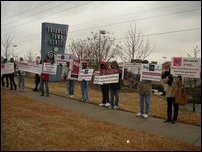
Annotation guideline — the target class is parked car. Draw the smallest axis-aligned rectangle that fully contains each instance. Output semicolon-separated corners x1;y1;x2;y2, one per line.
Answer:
152;89;163;96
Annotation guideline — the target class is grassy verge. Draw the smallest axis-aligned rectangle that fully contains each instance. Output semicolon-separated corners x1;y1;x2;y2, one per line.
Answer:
1;89;200;151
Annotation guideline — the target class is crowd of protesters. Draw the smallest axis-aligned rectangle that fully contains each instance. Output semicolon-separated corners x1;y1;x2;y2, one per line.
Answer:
1;56;185;124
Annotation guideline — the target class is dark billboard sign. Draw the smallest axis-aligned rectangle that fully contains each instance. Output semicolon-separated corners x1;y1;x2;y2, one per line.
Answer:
41;22;69;81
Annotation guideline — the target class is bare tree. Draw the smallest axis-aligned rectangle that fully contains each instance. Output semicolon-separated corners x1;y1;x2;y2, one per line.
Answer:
68;31;122;69
187;45;201;58
120;23;154;62
24;50;35;62
1;33;15;60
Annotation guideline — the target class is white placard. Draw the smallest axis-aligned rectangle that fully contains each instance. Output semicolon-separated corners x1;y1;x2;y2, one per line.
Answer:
42;63;57;75
17;61;42;74
56;54;77;65
93;74;119;85
78;69;94;81
1;63;14;74
171;57;201;78
140;64;162;81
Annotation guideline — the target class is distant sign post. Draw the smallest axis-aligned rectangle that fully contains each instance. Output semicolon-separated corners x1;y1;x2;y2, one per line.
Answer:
41;22;69;81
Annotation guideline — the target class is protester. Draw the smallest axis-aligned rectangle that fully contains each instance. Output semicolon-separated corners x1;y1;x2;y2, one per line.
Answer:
136;79;152;118
62;61;74;97
163;74;179;124
41;58;50;97
99;61;110;107
9;57;17;90
33;57;41;91
1;58;10;88
16;57;26;91
80;61;89;102
108;61;122;110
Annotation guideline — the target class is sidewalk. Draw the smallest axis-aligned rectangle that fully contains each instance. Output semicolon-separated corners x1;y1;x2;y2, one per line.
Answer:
16;88;201;147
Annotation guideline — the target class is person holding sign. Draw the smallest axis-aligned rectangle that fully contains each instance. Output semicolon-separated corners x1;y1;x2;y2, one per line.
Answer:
33;57;41;92
109;61;122;110
80;61;89;102
16;57;26;91
99;61;110;107
9;57;17;90
41;58;50;97
1;58;10;88
136;80;152;118
163;74;179;124
62;61;74;97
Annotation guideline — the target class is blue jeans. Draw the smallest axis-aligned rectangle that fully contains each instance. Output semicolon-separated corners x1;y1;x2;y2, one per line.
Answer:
41;80;49;96
139;94;150;114
80;80;88;100
18;75;25;89
66;80;74;95
110;89;120;107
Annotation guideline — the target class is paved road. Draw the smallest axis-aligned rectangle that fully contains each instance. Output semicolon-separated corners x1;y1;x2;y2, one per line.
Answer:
6;87;201;147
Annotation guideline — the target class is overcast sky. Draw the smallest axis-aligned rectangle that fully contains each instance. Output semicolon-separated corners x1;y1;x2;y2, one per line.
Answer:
1;1;201;63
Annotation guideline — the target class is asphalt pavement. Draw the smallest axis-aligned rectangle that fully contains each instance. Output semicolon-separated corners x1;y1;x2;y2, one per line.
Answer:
4;87;201;147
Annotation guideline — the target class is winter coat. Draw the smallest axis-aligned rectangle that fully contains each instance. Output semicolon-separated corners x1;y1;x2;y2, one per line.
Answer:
138;80;152;95
100;61;108;75
109;61;122;90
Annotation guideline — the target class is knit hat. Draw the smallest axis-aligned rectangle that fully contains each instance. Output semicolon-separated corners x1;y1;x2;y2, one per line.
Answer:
44;58;48;62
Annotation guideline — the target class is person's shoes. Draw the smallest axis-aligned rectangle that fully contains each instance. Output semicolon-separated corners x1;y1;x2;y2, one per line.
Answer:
171;120;176;124
113;106;118;110
164;119;171;123
33;88;38;91
99;103;105;107
70;95;74;97
136;112;142;117
108;105;112;109
40;94;44;96
142;114;149;118
105;102;111;107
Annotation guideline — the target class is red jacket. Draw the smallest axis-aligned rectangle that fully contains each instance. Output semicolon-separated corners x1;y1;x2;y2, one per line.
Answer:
41;58;49;81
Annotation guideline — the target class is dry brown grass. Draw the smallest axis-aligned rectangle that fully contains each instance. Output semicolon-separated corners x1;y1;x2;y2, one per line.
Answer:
24;77;201;126
1;89;201;151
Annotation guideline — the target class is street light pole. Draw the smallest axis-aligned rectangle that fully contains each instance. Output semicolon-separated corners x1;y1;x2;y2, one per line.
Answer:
99;30;106;64
13;44;18;61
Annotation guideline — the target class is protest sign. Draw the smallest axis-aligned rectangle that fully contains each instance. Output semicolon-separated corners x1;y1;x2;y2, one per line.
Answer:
56;54;77;65
171;57;201;78
1;63;14;74
70;60;80;80
42;63;57;75
140;64;162;81
17;61;42;74
93;69;119;85
78;69;94;81
122;62;141;81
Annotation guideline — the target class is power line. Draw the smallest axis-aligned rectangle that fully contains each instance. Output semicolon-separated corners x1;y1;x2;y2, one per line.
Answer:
14;7;201;42
2;1;94;30
1;1;54;21
2;3;200;45
2;1;68;25
70;8;201;33
76;1;193;27
19;27;201;45
116;27;201;41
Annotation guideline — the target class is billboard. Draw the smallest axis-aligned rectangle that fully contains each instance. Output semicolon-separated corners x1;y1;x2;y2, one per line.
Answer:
41;22;69;81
